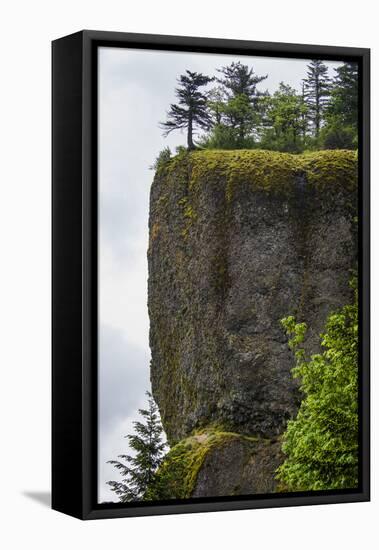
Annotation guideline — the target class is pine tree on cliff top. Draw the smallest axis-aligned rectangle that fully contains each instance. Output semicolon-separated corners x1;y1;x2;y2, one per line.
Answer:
160;70;213;150
328;62;359;129
216;61;267;103
215;61;268;143
303;59;331;137
107;392;166;502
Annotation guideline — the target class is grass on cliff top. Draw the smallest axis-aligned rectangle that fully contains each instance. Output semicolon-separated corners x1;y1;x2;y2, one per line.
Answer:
145;428;260;501
159;149;357;198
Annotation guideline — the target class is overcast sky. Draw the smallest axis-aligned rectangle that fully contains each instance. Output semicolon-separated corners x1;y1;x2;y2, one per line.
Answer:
98;46;342;503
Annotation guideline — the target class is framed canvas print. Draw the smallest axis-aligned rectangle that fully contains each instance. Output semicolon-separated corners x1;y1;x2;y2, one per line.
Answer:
52;30;370;520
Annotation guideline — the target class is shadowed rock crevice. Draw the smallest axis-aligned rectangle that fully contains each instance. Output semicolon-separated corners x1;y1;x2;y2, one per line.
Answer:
148;149;358;497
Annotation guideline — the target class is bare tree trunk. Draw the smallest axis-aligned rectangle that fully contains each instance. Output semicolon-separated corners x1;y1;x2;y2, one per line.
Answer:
187;115;194;150
315;76;320;138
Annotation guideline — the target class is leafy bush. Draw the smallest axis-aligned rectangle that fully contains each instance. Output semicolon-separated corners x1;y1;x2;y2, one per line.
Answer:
201;123;256;150
259;129;305;153
276;280;358;491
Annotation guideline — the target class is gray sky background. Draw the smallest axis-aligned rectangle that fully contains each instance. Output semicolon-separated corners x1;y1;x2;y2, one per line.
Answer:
98;46;342;502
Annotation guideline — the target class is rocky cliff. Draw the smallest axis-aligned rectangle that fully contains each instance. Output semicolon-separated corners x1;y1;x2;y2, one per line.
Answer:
148;149;357;497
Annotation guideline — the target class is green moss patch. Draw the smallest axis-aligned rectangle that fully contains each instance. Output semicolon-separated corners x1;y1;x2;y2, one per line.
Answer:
146;428;258;500
151;149;357;250
161;148;357;202
299;149;357;192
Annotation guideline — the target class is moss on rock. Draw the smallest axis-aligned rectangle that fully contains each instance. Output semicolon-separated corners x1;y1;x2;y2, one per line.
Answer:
148;148;358;497
148;148;358;445
146;428;260;500
300;149;357;192
161;148;357;203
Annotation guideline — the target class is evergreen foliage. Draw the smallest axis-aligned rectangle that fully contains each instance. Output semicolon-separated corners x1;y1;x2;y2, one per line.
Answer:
260;83;308;152
319;122;357;150
328;62;358;129
160;71;214;150
211;62;267;147
320;62;359;149
276;279;358;491
303;60;331;137
159;59;357;153
150;146;172;171
216;61;267;102
107;392;167;502
202;95;258;149
206;85;225;126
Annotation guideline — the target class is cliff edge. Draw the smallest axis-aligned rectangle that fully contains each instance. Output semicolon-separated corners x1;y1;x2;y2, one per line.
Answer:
148;149;357;497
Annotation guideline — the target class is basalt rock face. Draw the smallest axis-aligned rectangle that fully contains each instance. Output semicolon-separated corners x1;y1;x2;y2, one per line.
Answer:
191;434;283;498
148;149;357;496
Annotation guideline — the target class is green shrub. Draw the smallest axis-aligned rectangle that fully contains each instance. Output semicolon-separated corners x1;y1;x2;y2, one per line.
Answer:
320;122;357;150
201;123;256;150
150;147;172;171
276;280;358;491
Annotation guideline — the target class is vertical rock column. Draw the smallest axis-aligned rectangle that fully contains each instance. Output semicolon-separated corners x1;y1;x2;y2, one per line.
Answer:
148;150;357;496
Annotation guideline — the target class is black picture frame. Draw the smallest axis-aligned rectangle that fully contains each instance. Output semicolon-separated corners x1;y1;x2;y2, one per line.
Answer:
52;30;370;520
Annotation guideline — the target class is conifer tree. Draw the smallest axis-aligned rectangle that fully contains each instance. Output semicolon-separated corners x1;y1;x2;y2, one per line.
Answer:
107;392;166;502
260;83;308;152
300;82;308;139
328;62;359;129
303;60;331;137
216;61;267;103
215;61;267;143
160;70;213;150
319;62;359;149
206;85;225;125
